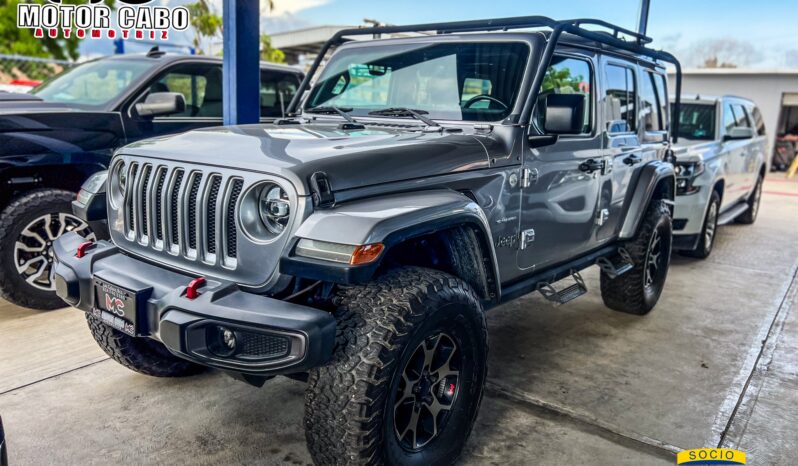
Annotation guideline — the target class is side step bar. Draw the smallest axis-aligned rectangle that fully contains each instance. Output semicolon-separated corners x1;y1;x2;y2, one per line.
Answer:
595;247;634;279
538;270;587;305
717;202;749;226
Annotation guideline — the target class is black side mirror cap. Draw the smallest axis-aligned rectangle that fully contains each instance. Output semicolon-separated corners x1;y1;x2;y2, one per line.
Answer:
542;94;586;135
528;134;559;148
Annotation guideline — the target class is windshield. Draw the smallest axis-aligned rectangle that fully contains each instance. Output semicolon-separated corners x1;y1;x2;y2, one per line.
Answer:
673;103;716;140
306;42;530;122
32;59;153;108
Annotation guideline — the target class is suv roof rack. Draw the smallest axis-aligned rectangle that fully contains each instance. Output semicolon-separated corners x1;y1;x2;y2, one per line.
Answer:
288;15;682;142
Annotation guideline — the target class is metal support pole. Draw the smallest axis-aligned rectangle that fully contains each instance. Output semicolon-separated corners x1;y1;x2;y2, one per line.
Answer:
222;0;260;126
637;0;651;39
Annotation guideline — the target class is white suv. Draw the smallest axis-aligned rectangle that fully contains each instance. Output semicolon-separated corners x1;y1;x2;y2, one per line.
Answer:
671;95;767;258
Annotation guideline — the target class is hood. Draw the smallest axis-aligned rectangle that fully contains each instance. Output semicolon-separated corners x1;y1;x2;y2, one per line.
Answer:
672;139;721;163
0;99;125;156
122;122;506;195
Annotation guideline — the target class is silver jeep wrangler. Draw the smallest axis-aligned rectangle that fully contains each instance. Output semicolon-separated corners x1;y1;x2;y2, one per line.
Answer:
53;15;682;465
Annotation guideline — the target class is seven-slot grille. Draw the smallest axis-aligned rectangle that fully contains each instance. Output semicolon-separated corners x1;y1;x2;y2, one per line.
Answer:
122;162;244;266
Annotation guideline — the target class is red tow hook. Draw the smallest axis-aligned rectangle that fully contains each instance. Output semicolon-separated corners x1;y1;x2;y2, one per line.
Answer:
185;277;206;300
76;241;96;258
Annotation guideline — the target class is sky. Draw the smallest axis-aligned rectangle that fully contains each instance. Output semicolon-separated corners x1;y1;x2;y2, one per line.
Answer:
82;0;798;69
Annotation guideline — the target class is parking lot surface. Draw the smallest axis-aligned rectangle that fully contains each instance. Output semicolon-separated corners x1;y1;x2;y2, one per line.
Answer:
1;175;797;465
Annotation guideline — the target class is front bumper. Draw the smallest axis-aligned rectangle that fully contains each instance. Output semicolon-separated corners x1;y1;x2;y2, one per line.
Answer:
673;184;711;239
52;232;336;376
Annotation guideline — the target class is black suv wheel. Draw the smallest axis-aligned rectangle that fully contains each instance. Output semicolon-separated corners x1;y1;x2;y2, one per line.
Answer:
736;173;763;224
0;189;95;310
682;190;720;259
600;199;672;315
304;267;487;465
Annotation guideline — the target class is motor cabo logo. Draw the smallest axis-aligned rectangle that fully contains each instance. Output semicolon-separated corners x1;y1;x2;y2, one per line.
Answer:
16;0;189;41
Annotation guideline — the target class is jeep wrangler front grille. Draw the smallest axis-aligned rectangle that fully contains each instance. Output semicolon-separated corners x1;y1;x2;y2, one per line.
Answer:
122;162;243;263
111;155;301;288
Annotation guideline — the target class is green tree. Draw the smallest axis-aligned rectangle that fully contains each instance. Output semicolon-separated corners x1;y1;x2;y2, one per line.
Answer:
0;0;115;60
260;33;284;63
187;0;222;55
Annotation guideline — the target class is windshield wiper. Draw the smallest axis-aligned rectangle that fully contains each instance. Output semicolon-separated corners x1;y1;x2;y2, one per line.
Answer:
368;107;440;127
306;106;357;124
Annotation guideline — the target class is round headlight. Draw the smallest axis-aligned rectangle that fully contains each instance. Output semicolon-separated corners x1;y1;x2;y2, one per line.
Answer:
108;160;126;208
258;184;290;235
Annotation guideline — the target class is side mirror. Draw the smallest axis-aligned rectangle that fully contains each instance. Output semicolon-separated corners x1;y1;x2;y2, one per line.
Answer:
723;126;755;141
542;94;585;135
135;92;185;118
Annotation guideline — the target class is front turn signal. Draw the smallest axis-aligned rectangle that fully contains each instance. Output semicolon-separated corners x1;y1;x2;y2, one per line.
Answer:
350;243;385;265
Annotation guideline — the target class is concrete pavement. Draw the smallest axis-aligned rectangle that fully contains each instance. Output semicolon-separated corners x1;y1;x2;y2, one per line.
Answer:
1;174;797;465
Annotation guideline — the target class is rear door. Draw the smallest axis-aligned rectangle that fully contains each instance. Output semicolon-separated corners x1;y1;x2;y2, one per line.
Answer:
518;52;602;271
742;102;767;186
594;60;642;243
721;100;753;203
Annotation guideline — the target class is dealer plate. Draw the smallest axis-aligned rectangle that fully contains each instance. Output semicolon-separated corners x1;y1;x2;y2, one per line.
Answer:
93;279;138;336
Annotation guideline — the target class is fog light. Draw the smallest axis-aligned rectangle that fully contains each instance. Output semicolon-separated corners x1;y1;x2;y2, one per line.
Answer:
208;325;237;357
222;328;236;350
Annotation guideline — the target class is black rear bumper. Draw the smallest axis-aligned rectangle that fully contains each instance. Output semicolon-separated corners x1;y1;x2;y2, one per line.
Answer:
52;232;336;376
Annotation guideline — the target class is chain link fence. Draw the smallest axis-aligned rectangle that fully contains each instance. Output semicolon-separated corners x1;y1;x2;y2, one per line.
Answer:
0;54;74;85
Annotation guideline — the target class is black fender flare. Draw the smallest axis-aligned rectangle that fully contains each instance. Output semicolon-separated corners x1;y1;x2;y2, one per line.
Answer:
280;189;500;296
619;160;675;239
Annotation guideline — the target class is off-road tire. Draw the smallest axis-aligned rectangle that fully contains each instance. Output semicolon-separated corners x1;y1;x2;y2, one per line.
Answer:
681;190;720;259
736;173;763;225
304;267;488;466
87;315;204;377
600;200;672;315
0;189;90;310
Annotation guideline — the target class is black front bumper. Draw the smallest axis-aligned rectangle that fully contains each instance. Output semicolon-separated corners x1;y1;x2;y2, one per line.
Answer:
52;232;336;376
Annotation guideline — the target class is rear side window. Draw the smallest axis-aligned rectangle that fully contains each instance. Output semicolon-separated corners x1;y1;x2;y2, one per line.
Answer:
749;105;766;136
605;64;636;132
723;104;737;133
733;104;751;128
640;71;665;132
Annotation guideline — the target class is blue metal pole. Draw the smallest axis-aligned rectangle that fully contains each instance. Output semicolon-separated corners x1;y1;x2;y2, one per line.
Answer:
222;0;260;125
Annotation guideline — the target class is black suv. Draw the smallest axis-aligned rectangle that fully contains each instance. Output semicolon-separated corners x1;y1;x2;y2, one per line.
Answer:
0;49;302;310
54;16;683;465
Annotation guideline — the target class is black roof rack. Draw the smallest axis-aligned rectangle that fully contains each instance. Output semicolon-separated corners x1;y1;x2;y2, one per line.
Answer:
288;15;682;142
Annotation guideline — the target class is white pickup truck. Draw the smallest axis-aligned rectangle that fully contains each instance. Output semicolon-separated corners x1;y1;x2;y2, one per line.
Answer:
671;95;767;258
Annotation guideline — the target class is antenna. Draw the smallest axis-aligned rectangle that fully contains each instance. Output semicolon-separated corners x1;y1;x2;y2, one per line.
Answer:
637;0;651;40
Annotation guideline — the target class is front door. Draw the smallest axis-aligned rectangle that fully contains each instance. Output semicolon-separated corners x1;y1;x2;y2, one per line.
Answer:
518;54;602;271
122;63;225;142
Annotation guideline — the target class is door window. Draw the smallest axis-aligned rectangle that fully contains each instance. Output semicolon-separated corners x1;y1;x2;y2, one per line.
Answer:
749;105;766;136
149;64;223;118
640;71;665;132
724;104;738;133
260;71;300;118
536;56;593;134
733;104;752;128
654;74;668;130
605;64;636;132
